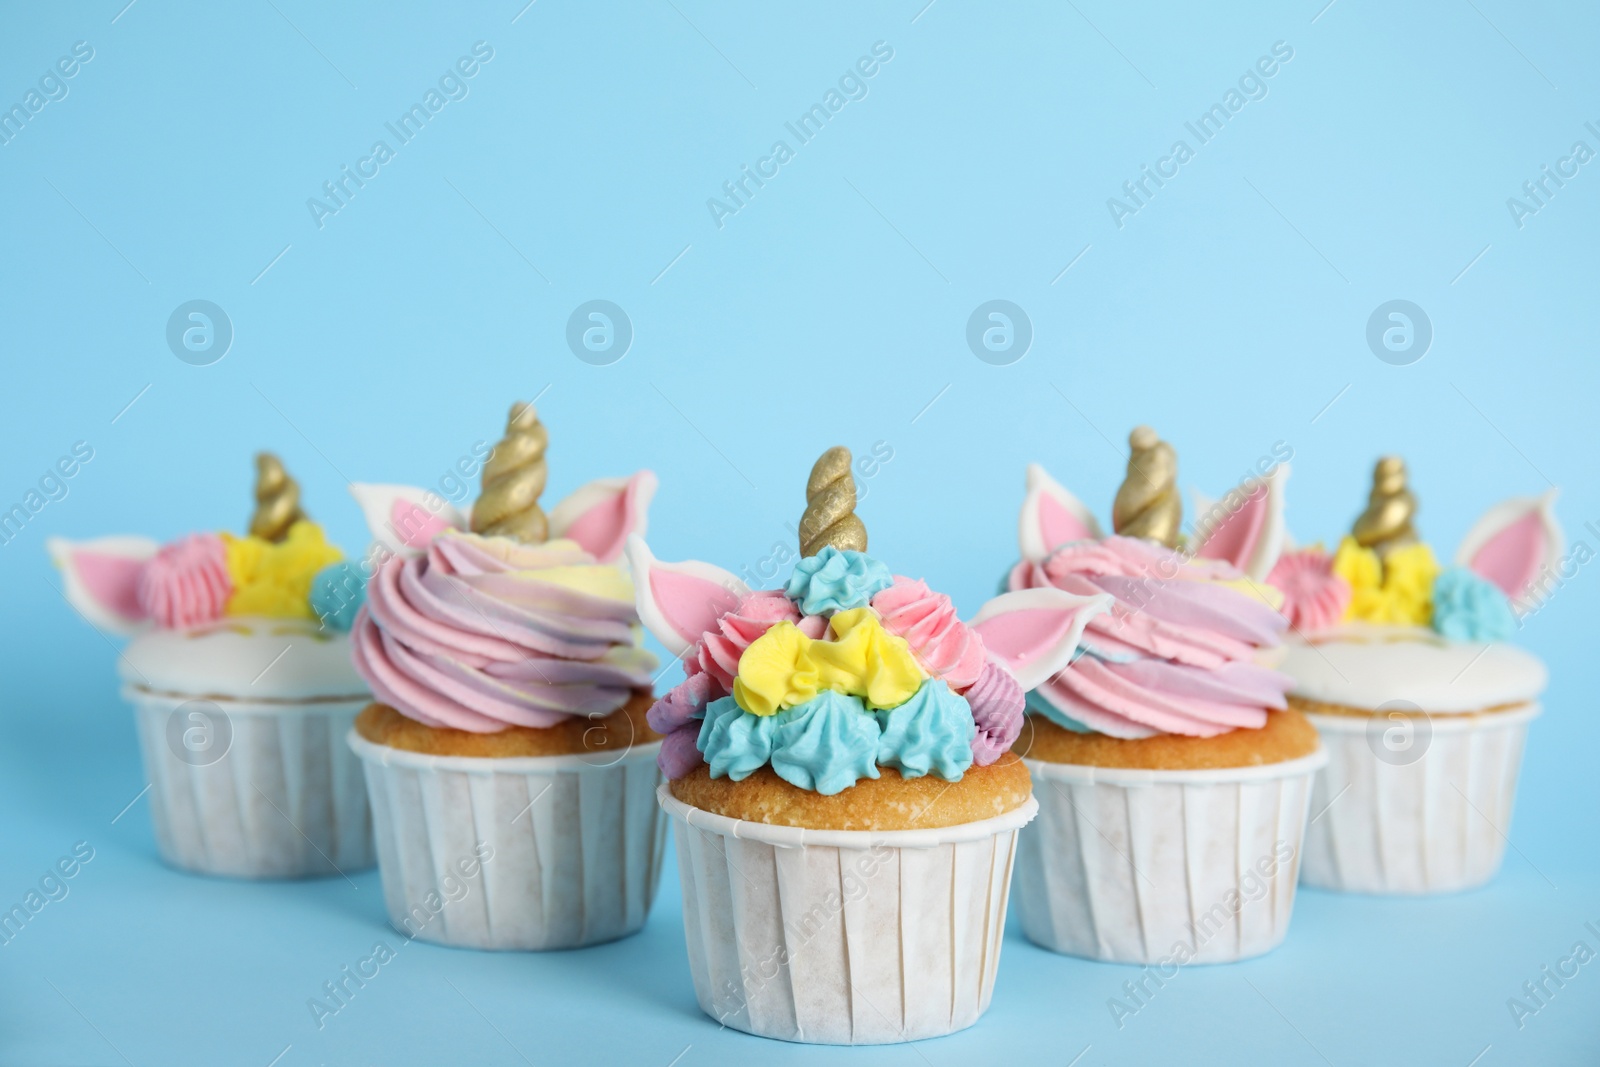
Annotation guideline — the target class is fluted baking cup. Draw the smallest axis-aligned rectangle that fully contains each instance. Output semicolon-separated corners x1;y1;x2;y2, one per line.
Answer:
1016;750;1326;964
126;686;374;879
1300;704;1539;894
661;786;1038;1044
348;733;666;950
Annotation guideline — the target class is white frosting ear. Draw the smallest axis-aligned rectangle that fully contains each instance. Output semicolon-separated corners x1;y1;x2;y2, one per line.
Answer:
1019;463;1103;562
1189;463;1289;581
625;535;750;658
46;535;159;636
349;483;465;556
548;471;656;565
1456;490;1564;602
967;587;1113;691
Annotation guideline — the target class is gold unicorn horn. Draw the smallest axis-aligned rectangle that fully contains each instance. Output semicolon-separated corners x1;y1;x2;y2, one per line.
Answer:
799;446;866;557
1112;425;1181;548
1352;455;1418;558
250;452;306;542
471;401;550;543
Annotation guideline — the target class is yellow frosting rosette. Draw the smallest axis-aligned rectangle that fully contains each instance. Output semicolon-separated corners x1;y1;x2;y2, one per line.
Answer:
732;609;923;716
1332;536;1438;626
223;520;344;619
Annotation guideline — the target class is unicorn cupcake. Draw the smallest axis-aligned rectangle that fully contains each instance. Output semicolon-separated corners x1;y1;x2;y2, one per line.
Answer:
345;401;665;950
1003;428;1326;965
1265;457;1561;893
630;447;1108;1044
48;454;373;879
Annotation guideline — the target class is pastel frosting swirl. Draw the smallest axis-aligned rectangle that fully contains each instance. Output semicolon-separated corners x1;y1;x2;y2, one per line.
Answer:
1012;535;1291;739
1265;547;1351;633
685;590;825;691
352;531;657;732
650;550;1010;791
138;532;233;630
871;577;986;690
784;547;894;615
695;679;975;796
963;661;1025;766
1431;565;1517;642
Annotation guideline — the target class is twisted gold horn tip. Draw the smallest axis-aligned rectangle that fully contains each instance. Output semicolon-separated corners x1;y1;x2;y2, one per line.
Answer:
799;446;866;557
249;451;306;542
1112;425;1182;549
471;400;550;544
1352;454;1418;557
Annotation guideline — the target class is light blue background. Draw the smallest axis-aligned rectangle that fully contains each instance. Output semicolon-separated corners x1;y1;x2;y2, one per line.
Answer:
2;1;1597;1063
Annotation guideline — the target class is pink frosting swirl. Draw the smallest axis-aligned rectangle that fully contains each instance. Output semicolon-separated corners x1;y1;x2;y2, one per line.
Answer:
137;533;232;630
1013;535;1291;739
351;531;656;732
871;577;986;691
1267;548;1351;633
685;590;827;691
964;661;1024;766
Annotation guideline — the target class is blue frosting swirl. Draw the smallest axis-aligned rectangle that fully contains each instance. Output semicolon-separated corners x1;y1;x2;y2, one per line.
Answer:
698;696;776;780
698;677;988;795
874;679;975;781
785;547;894;615
699;692;884;795
310;560;368;632
769;691;883;795
1431;566;1518;642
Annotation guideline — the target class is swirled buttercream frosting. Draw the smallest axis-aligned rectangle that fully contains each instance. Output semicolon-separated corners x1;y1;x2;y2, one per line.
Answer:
352;531;657;732
1012;536;1292;739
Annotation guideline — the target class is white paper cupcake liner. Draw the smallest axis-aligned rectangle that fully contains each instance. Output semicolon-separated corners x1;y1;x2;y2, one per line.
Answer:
1016;749;1326;965
125;686;374;879
1300;704;1539;894
348;733;666;951
661;785;1039;1045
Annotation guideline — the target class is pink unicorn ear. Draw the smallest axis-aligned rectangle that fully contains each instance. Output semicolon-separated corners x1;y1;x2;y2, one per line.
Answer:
548;471;657;565
46;536;159;636
1019;463;1103;562
967;587;1114;691
625;535;750;658
1190;463;1289;580
349;484;465;556
1456;490;1563;601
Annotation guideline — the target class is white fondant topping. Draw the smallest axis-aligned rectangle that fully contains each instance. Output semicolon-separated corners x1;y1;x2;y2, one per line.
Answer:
120;617;366;702
1280;624;1546;712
